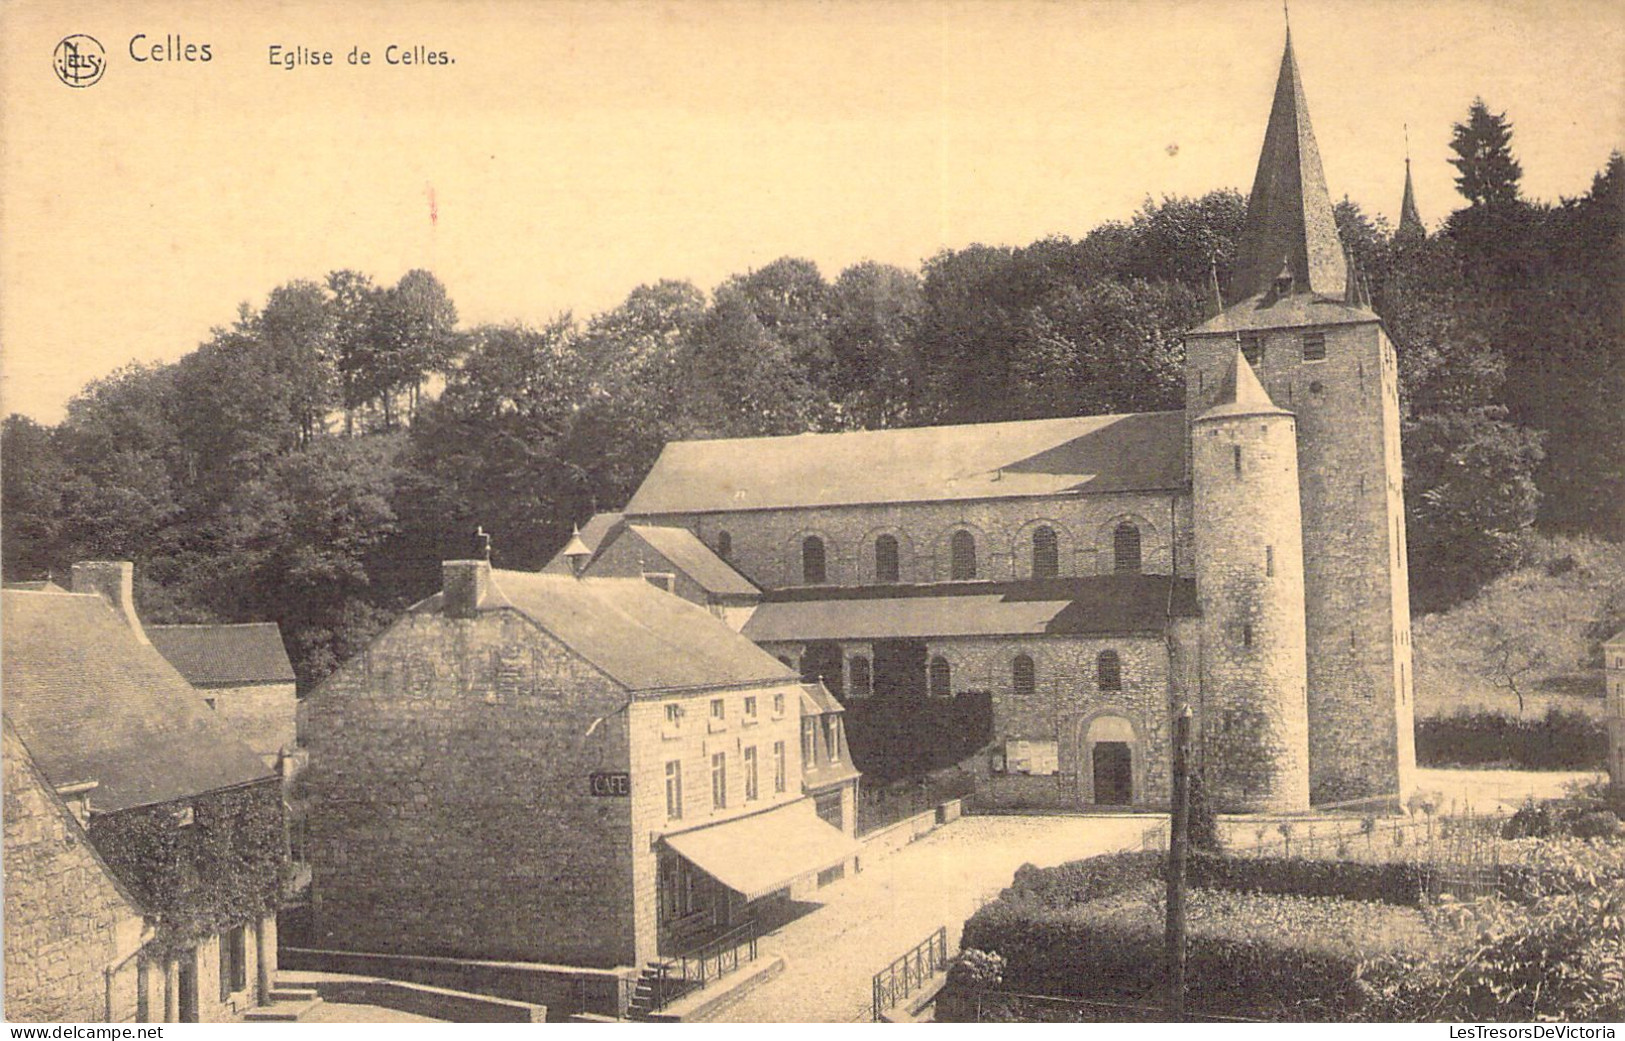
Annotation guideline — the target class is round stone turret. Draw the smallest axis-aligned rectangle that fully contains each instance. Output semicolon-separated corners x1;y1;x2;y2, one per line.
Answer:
1191;349;1311;812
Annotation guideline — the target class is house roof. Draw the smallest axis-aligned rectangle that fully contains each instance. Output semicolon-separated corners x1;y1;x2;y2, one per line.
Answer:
799;682;844;716
742;575;1196;643
147;623;296;687
412;569;797;693
1228;29;1348;303
620;525;759;597
624;412;1188;516
1606;629;1625;648
3;580;66;593
1;591;276;813
542;512;625;574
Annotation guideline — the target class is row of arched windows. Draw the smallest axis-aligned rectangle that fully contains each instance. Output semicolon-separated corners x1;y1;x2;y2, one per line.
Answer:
807;648;1128;699
790;521;1144;586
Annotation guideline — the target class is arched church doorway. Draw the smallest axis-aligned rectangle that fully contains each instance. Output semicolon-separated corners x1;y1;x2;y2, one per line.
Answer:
1080;714;1138;806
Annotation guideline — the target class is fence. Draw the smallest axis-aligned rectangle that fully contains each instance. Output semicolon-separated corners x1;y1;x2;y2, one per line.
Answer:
858;772;976;836
647;921;760;1015
955;988;1261;1023
871;925;949;1021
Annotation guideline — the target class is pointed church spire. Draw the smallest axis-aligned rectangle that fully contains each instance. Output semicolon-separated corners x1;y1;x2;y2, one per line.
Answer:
1344;246;1362;305
1397;125;1425;241
1229;27;1349;302
1205;256;1225;317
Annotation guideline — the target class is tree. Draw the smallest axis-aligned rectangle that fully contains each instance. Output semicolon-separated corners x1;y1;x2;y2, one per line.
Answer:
826;261;925;425
1;415;67;580
1448;99;1524;208
677;289;823;438
254;280;339;444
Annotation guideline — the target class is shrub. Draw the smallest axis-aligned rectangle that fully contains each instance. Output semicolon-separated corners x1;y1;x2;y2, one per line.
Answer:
961;883;1454;1020
1416;708;1607;770
1000;851;1162;907
1187;771;1221;852
1190;853;1429;907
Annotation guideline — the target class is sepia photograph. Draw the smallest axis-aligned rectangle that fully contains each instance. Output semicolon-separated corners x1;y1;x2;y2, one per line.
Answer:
1;0;1622;1028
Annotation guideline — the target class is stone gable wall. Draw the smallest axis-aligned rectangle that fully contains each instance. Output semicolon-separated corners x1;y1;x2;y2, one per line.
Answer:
304;610;639;968
3;737;145;1022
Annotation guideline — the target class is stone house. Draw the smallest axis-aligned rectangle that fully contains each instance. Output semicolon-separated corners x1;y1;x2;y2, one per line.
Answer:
303;553;858;970
147;623;299;768
559;29;1417;813
1;564;286;1023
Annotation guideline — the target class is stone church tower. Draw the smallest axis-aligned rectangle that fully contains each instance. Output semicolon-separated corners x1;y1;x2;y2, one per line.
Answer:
1186;28;1416;806
1192;350;1311;812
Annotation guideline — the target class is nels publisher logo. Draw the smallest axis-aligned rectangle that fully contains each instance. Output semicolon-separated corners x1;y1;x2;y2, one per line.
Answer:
53;34;106;87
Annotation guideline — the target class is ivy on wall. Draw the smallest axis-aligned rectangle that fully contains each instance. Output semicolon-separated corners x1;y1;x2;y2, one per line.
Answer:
90;780;287;956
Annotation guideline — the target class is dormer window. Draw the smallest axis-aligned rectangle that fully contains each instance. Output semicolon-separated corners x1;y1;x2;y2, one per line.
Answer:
1240;333;1263;368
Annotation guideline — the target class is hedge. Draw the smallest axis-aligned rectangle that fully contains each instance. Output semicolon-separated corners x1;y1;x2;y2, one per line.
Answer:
998;851;1161;907
1189;853;1431;906
1415;708;1606;769
960;884;1452;1020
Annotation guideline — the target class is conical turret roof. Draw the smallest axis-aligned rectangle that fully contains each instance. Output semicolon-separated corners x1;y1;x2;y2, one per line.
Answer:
1198;348;1292;421
1228;29;1349;303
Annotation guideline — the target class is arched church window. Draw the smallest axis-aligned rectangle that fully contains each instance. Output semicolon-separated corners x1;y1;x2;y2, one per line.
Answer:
802;536;827;584
850;656;872;699
950;530;977;581
1032;526;1059;579
875;534;900;583
1097;650;1122;692
928;656;952;697
1113;523;1142;574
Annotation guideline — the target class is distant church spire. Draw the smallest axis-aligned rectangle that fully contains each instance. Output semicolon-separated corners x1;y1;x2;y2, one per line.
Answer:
1228;26;1348;303
1205;256;1225;318
1397;125;1425;241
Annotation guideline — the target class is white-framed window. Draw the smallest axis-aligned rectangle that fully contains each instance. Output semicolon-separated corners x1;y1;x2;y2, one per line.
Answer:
773;740;787;793
711;752;727;810
744;695;758;722
744;746;759;801
665;761;682;820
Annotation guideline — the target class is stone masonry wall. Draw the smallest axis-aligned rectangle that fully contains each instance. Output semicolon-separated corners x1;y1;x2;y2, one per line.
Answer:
636;490;1194;591
624;682;807;960
758;633;1172;808
1192;409;1311;812
205;682;298;767
3;730;146;1023
304;610;639;969
1187;320;1414;805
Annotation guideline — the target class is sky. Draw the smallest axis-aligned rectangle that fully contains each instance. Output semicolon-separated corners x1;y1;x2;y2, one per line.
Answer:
2;0;1621;424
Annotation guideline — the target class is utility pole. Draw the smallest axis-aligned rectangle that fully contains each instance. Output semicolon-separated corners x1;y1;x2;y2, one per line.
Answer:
1165;705;1192;1019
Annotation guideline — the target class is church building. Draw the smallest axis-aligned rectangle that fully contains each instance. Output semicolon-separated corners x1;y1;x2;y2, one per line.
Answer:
571;28;1417;813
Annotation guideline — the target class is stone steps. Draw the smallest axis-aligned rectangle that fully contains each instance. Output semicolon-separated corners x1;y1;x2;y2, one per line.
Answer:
242;981;324;1022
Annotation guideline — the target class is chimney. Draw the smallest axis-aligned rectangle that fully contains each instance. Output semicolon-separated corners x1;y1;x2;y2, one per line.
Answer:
71;561;148;644
443;527;492;619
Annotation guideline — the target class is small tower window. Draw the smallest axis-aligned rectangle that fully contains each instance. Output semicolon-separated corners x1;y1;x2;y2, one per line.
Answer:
1113;523;1142;574
1243;624;1254;648
1302;332;1327;361
1266;545;1275;577
850;656;872;699
928;656;952;697
1240;333;1263;368
1032;525;1059;579
716;530;732;560
802;535;827;584
1233;445;1243;476
875;534;900;583
950;530;977;581
1097;650;1122;692
1012;654;1036;698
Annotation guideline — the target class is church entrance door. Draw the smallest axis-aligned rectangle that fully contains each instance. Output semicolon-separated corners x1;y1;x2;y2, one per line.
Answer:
1093;743;1133;805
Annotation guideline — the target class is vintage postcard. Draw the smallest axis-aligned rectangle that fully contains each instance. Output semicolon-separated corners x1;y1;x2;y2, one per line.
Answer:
2;0;1622;1028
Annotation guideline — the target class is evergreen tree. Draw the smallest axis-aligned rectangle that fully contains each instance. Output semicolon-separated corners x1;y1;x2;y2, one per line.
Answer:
1448;99;1524;208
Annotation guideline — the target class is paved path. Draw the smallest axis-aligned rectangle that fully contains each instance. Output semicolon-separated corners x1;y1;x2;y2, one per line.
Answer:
709;813;1152;1023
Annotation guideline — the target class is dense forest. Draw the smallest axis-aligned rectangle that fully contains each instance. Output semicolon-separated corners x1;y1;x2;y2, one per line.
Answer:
4;103;1621;689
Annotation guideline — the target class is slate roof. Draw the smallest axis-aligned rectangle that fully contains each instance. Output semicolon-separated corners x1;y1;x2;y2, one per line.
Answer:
541;512;625;574
412;569;796;693
1228;29;1348;303
1399;157;1425;239
1188;291;1377;334
621;525;759;597
799;682;844;716
1199;349;1290;421
624;412;1188;515
147;623;296;687
1;591;276;813
742;575;1196;642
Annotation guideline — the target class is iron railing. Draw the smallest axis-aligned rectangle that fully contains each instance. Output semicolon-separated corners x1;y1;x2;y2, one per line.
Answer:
647;921;760;1014
871;925;949;1021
